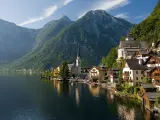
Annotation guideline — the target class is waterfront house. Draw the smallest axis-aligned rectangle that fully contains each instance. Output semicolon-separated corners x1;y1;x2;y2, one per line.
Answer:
53;66;61;77
123;59;148;86
107;69;120;83
150;67;160;90
88;66;107;82
140;84;160;111
117;33;148;60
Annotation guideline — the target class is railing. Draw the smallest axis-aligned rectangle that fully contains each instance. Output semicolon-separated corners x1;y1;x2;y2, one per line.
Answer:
152;76;160;80
123;73;129;77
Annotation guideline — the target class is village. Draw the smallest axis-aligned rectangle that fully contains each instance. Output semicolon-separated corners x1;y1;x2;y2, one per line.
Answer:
42;33;160;115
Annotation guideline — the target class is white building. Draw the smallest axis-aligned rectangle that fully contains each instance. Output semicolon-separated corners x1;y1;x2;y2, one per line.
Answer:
118;33;148;60
123;59;148;85
69;47;82;77
89;66;106;82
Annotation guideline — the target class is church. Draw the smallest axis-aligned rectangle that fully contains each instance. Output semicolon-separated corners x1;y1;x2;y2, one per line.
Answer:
68;47;82;77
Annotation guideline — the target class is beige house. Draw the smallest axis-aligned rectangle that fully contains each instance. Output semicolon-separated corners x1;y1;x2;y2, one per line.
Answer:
89;66;107;82
123;59;148;85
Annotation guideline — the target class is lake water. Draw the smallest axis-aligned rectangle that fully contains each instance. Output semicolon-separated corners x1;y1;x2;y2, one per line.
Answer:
0;75;159;120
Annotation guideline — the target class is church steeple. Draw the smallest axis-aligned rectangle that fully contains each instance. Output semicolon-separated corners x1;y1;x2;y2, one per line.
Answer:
76;45;81;67
77;44;80;58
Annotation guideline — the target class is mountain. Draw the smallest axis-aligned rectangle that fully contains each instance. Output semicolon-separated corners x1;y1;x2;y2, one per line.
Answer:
0;19;38;61
12;10;133;70
131;0;160;46
34;16;73;51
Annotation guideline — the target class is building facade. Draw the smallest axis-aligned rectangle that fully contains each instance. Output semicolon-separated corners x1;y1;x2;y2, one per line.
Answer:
118;33;148;60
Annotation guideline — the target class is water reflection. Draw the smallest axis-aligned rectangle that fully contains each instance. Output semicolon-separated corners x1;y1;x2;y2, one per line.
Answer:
53;81;69;96
43;80;160;120
117;104;135;120
75;88;80;106
88;85;100;97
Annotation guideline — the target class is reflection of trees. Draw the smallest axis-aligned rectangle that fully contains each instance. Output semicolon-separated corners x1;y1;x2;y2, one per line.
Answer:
117;104;135;120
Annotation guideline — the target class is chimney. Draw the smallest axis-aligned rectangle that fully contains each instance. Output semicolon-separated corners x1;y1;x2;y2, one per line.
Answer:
139;59;143;65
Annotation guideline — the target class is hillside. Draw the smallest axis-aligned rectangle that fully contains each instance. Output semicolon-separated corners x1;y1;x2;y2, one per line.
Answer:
131;0;160;45
13;10;133;69
0;19;38;61
34;16;73;51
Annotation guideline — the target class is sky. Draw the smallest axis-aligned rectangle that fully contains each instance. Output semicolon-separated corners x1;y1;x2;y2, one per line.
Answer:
0;0;158;29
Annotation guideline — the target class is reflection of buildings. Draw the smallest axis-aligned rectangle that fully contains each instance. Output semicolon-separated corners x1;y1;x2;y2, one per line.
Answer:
117;104;135;120
106;91;114;104
53;81;69;96
88;85;100;97
75;88;80;106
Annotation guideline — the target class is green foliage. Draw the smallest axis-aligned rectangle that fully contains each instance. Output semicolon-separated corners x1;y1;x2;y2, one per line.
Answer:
60;61;69;80
131;1;160;45
101;47;118;68
155;97;160;107
116;82;138;95
120;36;125;41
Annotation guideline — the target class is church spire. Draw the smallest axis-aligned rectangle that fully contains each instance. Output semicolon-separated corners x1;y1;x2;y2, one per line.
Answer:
77;44;80;58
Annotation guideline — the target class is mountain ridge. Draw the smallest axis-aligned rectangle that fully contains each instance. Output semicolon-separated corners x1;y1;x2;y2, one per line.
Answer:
12;10;133;69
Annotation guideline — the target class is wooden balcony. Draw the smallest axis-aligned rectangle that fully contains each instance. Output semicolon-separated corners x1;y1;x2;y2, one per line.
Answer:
152;76;160;80
123;72;129;77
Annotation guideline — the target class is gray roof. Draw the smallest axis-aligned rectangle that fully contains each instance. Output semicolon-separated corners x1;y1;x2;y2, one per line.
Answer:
146;92;160;101
141;83;157;89
126;59;148;70
119;40;148;49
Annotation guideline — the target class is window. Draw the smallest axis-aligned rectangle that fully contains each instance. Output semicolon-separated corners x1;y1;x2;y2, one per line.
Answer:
136;77;138;80
141;71;144;74
136;71;138;74
141;77;143;80
130;71;131;74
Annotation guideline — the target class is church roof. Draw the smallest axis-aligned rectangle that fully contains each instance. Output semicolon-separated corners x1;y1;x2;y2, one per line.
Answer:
119;41;148;49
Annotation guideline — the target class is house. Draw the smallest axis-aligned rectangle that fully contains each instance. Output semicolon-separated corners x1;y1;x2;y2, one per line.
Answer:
107;69;120;83
140;83;160;111
88;66;107;82
53;66;61;77
117;33;148;60
149;67;160;90
144;56;160;68
123;59;148;85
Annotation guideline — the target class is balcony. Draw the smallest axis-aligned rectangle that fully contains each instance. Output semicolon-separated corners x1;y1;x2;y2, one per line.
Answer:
152;76;160;81
123;72;129;77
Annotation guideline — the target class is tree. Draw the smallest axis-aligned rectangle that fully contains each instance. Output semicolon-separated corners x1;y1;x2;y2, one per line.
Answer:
60;61;69;80
120;36;125;41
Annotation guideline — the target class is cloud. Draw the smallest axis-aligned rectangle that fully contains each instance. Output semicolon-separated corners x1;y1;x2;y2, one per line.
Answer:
78;0;130;18
115;13;129;19
134;14;149;20
19;5;58;26
63;0;74;6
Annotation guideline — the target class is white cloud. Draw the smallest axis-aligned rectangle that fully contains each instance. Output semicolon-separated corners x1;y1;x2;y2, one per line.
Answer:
134;14;149;20
78;0;130;18
19;5;58;26
115;13;129;19
63;0;74;6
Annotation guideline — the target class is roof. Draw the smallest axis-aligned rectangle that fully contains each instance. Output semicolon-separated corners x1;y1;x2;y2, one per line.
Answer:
126;59;148;70
141;83;157;89
146;92;160;101
119;41;148;49
91;66;106;71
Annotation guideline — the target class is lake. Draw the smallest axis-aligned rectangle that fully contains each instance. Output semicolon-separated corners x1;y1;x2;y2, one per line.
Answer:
0;75;159;120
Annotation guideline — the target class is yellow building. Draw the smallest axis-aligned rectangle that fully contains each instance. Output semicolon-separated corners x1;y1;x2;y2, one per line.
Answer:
53;66;61;78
